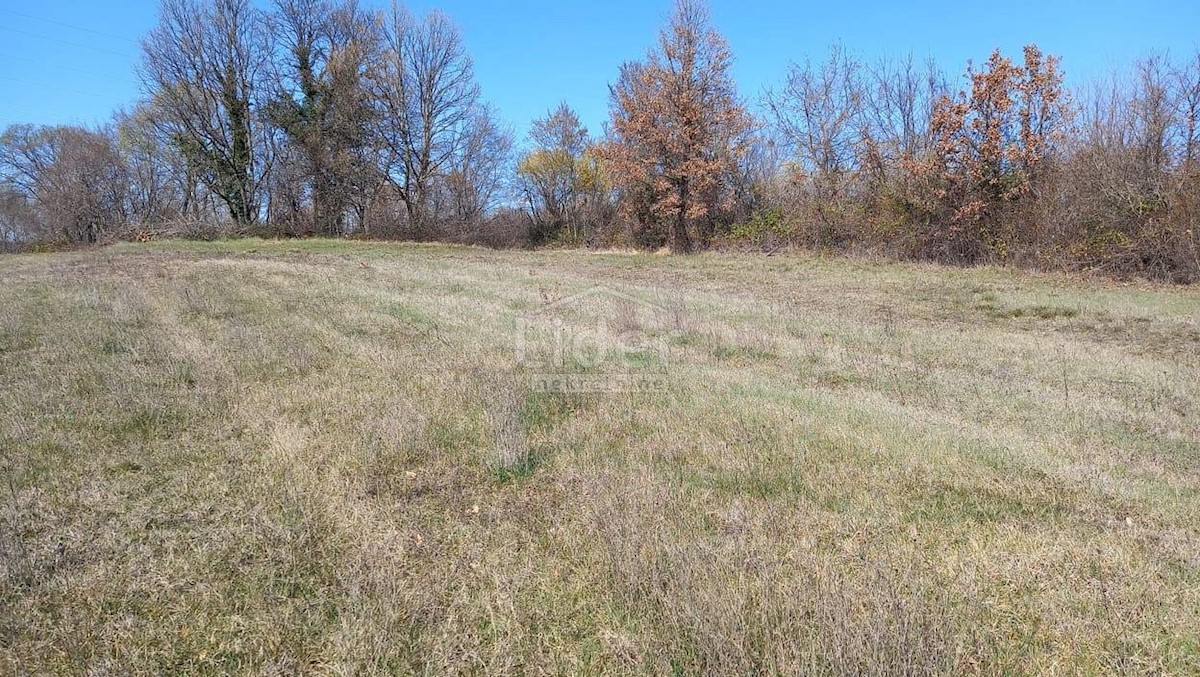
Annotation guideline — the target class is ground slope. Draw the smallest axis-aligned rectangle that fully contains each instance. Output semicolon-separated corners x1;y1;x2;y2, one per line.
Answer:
2;240;1198;674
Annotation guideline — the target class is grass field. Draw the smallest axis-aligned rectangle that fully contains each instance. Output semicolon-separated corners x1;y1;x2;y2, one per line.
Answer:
1;240;1198;674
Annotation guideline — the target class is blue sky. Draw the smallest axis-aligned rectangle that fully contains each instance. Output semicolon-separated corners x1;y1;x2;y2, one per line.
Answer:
2;0;1198;146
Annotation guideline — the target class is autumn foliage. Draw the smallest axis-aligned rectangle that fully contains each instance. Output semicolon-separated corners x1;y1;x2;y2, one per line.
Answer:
598;0;753;252
920;45;1070;262
762;43;1198;281
516;104;611;245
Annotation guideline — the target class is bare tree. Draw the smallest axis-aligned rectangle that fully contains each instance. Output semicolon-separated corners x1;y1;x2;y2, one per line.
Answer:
766;44;865;245
113;103;199;229
0;125;128;243
768;45;864;178
373;4;481;235
1064;51;1200;280
0;183;37;250
1175;52;1200;170
0;125;51;201
518;103;592;243
439;106;513;236
140;0;270;226
267;0;382;236
861;54;944;169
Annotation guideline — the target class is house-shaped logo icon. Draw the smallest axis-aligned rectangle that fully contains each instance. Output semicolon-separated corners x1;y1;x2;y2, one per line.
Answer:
515;285;673;392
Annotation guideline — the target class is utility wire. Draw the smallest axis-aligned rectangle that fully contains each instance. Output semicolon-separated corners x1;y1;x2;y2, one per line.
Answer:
0;26;134;59
0;101;41;117
0;7;140;45
0;51;139;86
0;75;114;99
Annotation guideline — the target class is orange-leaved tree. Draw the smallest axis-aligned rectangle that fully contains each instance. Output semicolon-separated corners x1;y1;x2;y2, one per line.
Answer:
928;45;1068;262
599;0;752;252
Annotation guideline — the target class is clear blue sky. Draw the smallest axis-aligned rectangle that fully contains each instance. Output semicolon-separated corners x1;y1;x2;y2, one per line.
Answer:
2;0;1198;146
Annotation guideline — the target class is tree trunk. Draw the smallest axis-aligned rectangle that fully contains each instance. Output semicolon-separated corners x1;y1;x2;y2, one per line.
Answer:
671;179;693;253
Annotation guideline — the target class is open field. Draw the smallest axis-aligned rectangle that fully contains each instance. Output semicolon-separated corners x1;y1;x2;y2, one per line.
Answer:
1;240;1198;674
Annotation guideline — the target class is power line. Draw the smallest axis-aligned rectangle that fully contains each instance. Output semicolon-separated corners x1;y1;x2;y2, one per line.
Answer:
0;102;40;117
0;26;134;60
0;75;115;99
0;51;139;86
0;7;139;45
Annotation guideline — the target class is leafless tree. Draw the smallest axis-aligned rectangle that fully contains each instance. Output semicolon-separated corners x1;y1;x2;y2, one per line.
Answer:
0;183;37;250
1063;51;1200;280
113;104;204;229
1176;52;1200;170
768;45;864;177
765;44;865;245
438;105;513;237
861;54;944;170
140;0;271;226
267;0;382;236
372;4;482;235
518;103;593;243
0;125;129;243
0;126;51;201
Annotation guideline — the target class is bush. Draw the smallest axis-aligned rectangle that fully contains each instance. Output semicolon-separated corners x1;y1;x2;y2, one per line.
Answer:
721;208;793;250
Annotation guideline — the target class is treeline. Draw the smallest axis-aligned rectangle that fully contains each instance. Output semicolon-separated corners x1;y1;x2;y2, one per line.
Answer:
1;0;1198;281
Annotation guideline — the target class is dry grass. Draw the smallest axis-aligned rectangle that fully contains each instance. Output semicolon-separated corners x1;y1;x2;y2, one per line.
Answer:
1;239;1198;674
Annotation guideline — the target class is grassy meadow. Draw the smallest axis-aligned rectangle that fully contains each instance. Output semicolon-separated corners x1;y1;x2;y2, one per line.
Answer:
1;240;1198;674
